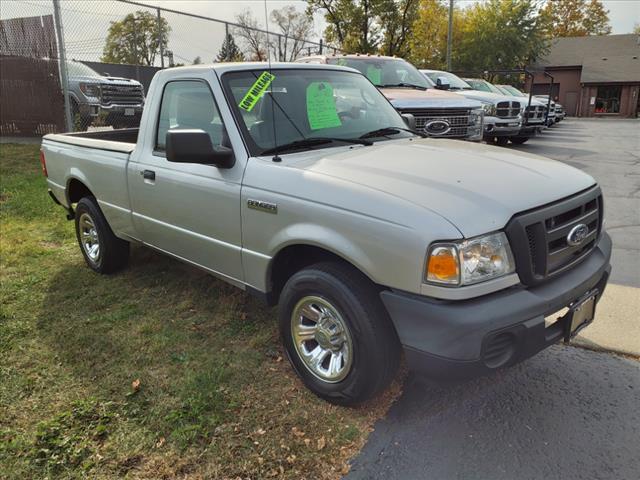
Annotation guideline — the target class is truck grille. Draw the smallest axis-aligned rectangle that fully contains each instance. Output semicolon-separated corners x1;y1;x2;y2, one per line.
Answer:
496;101;520;119
505;186;603;286
400;108;472;139
525;105;545;119
100;84;144;105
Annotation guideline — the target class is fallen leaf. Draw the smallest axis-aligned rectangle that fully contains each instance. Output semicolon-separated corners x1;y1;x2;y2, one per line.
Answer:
317;436;326;450
131;379;141;391
155;437;165;448
291;426;305;437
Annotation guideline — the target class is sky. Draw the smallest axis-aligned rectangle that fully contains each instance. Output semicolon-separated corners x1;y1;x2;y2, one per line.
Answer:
1;0;638;66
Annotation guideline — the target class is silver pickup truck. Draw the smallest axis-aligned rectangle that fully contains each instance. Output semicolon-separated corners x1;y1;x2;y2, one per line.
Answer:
42;63;612;405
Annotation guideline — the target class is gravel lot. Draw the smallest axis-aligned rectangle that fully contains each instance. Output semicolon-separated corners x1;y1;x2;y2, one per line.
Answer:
345;118;640;480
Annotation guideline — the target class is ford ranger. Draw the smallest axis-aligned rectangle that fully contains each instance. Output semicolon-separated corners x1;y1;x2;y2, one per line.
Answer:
42;63;612;406
296;54;484;141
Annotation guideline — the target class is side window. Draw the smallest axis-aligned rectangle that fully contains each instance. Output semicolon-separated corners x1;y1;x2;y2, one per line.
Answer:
156;80;223;151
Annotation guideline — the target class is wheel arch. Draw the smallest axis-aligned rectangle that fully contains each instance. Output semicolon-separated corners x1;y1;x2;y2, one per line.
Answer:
66;176;95;205
266;241;379;306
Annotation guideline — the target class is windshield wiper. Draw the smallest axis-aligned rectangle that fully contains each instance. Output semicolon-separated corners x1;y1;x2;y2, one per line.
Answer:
379;83;428;90
261;136;372;155
359;126;425;139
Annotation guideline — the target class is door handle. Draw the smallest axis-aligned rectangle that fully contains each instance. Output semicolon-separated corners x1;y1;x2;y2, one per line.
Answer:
141;169;155;181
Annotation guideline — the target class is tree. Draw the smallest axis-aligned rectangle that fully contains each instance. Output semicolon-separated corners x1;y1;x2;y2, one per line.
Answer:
306;0;381;53
270;6;314;61
454;0;549;75
192;56;202;65
376;0;419;57
408;0;451;69
582;0;612;35
234;10;268;61
102;11;170;66
540;0;611;37
216;34;245;62
634;23;640;35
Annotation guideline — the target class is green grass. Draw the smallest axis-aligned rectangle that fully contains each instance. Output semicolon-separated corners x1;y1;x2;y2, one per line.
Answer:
0;143;400;479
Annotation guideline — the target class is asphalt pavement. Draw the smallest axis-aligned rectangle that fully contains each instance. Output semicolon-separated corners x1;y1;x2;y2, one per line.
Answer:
345;118;640;480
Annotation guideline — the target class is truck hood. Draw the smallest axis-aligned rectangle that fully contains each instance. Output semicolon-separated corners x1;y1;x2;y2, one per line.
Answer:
382;87;481;109
454;90;525;105
286;138;596;237
71;75;143;87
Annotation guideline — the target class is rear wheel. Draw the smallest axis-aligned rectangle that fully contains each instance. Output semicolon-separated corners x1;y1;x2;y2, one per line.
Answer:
510;137;529;145
75;197;129;274
279;262;401;406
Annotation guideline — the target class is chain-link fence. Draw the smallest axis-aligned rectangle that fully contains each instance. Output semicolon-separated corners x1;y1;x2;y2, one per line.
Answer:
0;0;341;135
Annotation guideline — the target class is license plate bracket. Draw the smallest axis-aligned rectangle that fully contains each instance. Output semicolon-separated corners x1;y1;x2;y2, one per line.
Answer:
562;290;598;343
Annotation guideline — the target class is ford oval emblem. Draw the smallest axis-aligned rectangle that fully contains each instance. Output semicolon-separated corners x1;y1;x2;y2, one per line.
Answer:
424;120;451;136
567;223;589;246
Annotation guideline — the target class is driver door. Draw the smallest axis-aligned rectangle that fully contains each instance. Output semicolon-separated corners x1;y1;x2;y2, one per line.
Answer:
127;79;244;283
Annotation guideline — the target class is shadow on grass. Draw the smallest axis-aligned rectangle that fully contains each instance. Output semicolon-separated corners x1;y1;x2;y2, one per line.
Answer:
33;245;279;470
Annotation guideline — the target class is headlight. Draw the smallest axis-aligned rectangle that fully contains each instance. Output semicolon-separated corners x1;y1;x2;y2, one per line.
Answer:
469;107;484;125
425;232;515;286
480;101;496;116
79;82;100;98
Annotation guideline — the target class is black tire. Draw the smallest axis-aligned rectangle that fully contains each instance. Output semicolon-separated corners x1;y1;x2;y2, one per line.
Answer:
494;137;509;146
74;196;129;274
279;262;401;406
510;137;529;145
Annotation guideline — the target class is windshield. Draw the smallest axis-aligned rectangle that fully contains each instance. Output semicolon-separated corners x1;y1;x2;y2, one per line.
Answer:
66;61;101;78
421;71;471;90
222;68;413;156
325;57;431;89
499;85;526;97
465;79;503;95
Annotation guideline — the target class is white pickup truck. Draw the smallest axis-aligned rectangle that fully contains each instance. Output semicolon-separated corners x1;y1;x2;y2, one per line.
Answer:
42;63;611;405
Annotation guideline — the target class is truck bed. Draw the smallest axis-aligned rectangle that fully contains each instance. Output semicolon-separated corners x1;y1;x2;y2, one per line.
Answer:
43;128;139;153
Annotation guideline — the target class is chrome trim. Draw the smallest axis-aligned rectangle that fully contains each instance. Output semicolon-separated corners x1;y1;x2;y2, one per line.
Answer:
420;273;521;300
247;199;278;214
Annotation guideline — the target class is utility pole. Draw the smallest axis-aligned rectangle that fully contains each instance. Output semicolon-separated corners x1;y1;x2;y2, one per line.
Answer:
157;8;165;68
52;0;73;132
446;0;454;71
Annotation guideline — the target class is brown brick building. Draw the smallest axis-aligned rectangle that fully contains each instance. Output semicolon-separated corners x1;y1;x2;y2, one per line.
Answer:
529;34;639;118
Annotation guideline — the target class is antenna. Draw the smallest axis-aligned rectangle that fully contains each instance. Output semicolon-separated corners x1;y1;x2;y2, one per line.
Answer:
264;0;281;162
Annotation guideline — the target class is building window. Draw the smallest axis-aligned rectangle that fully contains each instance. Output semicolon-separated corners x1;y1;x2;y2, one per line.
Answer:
595;85;621;114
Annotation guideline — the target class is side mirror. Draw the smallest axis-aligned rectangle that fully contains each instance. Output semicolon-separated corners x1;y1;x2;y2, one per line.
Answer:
166;129;235;168
436;77;451;90
401;113;416;130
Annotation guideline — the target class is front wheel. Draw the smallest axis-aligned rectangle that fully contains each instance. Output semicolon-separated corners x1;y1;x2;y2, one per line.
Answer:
510;137;529;145
75;197;129;274
279;262;401;406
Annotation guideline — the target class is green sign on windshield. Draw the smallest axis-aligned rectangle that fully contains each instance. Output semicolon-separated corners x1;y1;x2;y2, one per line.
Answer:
238;71;275;112
306;82;342;130
366;65;382;85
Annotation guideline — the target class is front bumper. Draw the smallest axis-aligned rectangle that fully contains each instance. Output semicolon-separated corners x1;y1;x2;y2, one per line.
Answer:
518;123;543;136
79;103;143;117
483;116;521;137
381;232;612;379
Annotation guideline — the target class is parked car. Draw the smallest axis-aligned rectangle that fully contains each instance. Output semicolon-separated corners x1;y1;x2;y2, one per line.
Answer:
41;63;611;405
295;54;484;141
496;85;561;127
533;95;559;125
463;78;548;143
421;70;524;145
66;60;145;129
533;95;565;122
